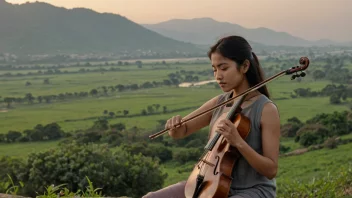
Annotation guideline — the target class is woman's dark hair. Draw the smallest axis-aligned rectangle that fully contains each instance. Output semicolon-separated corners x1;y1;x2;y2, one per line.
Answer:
207;35;270;98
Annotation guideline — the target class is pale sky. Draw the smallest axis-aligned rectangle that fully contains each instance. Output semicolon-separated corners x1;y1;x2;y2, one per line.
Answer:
6;0;352;42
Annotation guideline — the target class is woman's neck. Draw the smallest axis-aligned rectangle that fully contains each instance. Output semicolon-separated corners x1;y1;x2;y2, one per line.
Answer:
231;80;260;101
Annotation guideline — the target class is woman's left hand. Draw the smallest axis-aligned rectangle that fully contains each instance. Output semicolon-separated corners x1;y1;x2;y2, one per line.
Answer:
216;119;244;147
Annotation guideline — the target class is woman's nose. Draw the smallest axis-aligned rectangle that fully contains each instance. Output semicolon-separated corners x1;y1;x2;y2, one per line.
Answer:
215;72;223;80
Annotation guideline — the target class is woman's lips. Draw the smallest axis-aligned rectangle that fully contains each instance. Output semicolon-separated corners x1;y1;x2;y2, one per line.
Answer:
219;83;226;87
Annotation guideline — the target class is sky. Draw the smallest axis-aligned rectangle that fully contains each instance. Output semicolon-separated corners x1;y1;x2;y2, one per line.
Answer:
6;0;352;42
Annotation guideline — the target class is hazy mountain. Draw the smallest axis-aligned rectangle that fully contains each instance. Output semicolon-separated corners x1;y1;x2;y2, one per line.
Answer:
0;0;202;55
142;18;347;47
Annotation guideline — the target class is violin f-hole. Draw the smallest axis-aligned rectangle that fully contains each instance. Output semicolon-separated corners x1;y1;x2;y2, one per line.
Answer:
213;156;220;175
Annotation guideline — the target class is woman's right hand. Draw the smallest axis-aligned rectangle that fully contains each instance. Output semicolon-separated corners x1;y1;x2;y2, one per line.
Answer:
165;115;187;139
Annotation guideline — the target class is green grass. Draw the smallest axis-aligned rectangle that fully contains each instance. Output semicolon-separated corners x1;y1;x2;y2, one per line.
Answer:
160;142;352;188
0;140;60;158
277;142;352;183
280;138;302;152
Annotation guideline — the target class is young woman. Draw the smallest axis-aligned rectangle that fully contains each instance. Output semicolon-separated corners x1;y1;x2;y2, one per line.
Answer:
143;35;281;198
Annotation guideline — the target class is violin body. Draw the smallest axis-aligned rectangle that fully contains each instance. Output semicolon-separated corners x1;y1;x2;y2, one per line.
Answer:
184;113;251;198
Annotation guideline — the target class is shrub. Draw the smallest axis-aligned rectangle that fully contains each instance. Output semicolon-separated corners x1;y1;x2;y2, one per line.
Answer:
22;142;166;197
173;148;202;164
0;156;26;187
279;144;291;154
324;137;338;149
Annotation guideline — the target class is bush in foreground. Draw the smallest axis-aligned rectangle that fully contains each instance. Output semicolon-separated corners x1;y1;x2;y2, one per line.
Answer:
1;142;166;198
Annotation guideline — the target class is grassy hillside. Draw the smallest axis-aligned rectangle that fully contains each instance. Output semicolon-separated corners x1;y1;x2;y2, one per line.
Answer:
160;141;352;186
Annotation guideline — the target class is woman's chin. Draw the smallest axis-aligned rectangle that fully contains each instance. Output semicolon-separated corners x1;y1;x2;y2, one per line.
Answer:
220;87;232;92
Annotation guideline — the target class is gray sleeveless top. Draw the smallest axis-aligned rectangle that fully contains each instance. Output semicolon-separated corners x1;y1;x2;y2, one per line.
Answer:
209;92;277;198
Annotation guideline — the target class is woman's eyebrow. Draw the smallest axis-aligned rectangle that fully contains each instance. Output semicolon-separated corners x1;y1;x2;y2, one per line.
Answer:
212;63;227;68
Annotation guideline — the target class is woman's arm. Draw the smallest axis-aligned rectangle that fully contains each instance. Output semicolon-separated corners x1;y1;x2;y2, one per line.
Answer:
216;102;281;179
168;95;220;139
235;102;281;179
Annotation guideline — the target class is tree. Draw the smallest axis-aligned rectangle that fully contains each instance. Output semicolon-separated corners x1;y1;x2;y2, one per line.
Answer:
108;112;115;117
287;117;302;125
147;105;154;114
37;96;43;103
312;70;325;80
90;89;98;96
101;86;108;95
154;104;160;112
42;123;64;140
43;78;50;84
108;86;116;92
43;96;51;103
25;93;35;104
115;84;125;92
123;110;129;116
299;132;319;147
4;97;14;108
136;60;142;68
92;119;109;130
6;131;22;142
110;123;126;131
330;93;341;104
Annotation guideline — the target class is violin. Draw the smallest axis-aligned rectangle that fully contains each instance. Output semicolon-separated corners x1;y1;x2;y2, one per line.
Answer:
149;57;310;198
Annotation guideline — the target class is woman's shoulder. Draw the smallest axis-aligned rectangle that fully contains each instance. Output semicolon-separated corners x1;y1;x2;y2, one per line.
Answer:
260;96;280;121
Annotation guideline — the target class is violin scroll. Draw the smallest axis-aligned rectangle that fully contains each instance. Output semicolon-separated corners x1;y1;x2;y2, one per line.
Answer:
285;57;310;79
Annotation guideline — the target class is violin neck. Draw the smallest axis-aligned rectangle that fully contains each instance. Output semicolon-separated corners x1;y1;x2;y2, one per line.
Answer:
226;93;247;121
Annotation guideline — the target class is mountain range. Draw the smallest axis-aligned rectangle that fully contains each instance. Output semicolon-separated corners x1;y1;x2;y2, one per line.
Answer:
142;18;350;47
0;0;350;57
0;0;202;56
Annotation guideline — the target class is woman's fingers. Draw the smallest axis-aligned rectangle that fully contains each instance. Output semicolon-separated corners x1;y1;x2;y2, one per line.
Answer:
166;115;183;131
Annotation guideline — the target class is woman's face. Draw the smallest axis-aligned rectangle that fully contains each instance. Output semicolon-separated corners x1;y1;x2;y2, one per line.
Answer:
211;52;246;92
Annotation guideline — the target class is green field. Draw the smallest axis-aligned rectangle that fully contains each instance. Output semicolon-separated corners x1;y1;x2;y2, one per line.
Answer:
1;60;349;133
1;89;348;134
0;140;60;158
0;64;209;97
